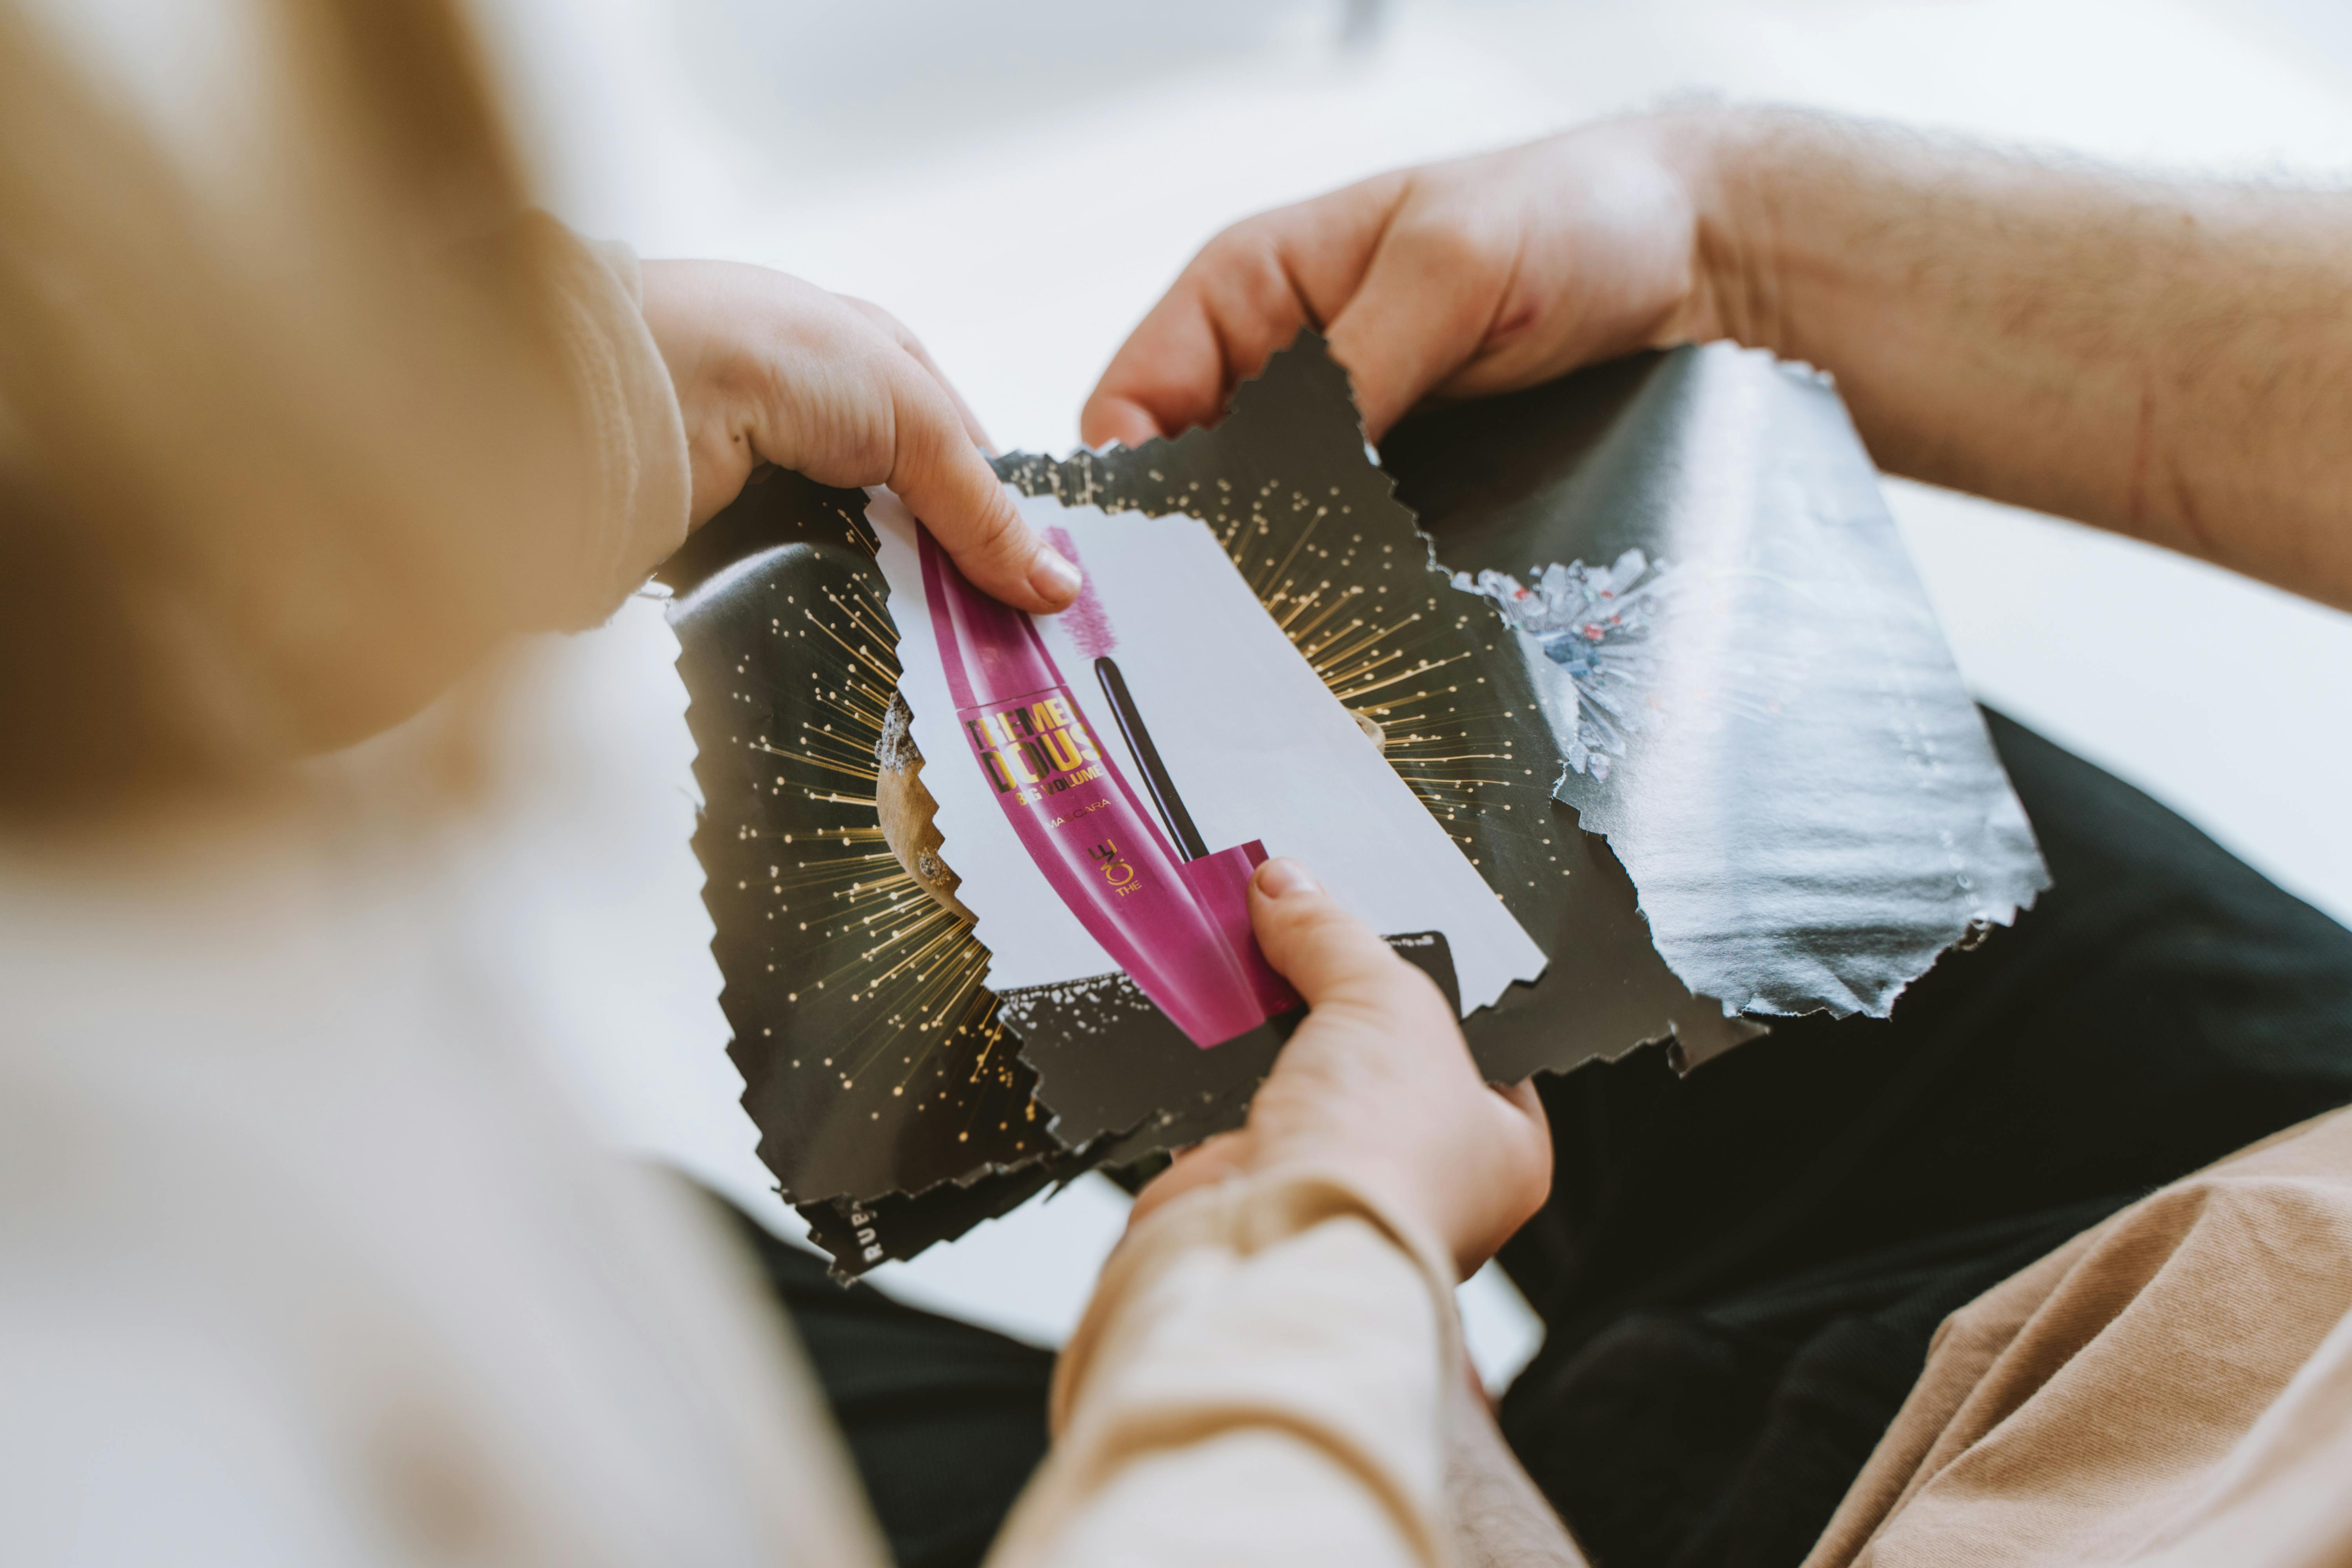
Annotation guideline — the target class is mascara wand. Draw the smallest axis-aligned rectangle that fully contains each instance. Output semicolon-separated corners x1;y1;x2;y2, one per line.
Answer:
1047;523;1211;863
1094;657;1210;862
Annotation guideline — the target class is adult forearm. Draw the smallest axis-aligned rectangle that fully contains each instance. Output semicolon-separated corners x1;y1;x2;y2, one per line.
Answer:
1686;108;2352;609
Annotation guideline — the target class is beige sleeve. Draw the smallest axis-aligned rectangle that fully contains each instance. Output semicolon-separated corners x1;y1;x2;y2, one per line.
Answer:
984;1169;1465;1568
1803;1105;2352;1568
518;214;693;628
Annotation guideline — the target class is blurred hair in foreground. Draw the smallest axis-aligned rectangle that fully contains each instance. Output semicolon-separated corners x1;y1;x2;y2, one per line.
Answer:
0;0;585;821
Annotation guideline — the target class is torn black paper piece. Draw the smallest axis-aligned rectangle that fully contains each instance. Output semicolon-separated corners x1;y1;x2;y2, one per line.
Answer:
660;472;1054;1209
1382;344;2050;1017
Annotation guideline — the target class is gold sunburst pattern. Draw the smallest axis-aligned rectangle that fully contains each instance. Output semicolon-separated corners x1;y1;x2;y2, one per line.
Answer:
675;332;1579;1272
672;480;1047;1214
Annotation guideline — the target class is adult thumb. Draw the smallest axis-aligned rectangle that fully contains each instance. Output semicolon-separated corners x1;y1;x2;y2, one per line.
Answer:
1248;858;1421;1012
881;357;1079;613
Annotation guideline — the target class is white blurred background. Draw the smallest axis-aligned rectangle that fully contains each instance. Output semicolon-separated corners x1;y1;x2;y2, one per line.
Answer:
443;0;2352;1385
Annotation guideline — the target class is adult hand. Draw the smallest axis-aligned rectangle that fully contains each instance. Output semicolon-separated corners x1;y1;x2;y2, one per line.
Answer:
641;259;1078;613
1082;113;1723;448
1130;858;1552;1280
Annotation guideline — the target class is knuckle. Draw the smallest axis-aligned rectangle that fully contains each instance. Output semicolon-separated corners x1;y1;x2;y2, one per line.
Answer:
884;368;955;454
880;313;926;356
1201;218;1290;289
954;491;1025;559
1272;893;1351;943
1313;930;1411;991
838;293;899;332
1200;216;1268;264
1393;204;1511;281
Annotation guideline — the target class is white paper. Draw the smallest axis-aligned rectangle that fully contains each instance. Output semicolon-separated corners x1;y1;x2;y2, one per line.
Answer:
872;487;1546;1016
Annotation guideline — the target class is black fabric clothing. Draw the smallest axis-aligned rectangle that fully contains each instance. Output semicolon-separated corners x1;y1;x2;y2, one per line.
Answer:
724;710;2352;1568
1495;711;2352;1568
724;1209;1055;1568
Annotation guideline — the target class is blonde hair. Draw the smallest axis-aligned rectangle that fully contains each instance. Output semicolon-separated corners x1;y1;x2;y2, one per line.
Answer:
0;0;586;817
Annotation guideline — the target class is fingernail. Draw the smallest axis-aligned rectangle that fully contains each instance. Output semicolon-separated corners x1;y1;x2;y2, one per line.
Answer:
1028;546;1080;604
1254;857;1320;898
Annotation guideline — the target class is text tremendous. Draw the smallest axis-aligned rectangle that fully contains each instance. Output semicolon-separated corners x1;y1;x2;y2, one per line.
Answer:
966;695;1106;806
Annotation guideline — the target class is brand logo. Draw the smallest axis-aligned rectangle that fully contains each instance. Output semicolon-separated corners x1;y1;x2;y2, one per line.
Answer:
1089;837;1140;897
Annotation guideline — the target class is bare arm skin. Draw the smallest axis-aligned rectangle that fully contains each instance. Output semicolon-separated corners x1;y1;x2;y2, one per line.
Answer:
1692;111;2352;609
1084;108;2352;612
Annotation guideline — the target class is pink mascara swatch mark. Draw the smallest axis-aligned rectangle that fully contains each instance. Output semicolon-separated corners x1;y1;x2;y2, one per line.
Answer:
1047;525;1118;660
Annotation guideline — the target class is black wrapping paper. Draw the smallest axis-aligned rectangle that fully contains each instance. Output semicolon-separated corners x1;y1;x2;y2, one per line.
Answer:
1384;345;2048;1018
665;334;2042;1277
659;475;1056;1219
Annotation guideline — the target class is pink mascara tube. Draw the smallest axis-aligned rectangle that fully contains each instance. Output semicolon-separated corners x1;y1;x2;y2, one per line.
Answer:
918;526;1292;1047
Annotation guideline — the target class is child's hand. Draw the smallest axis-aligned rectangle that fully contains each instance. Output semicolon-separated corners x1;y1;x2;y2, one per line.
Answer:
1082;113;1723;449
642;260;1078;613
1129;858;1552;1280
